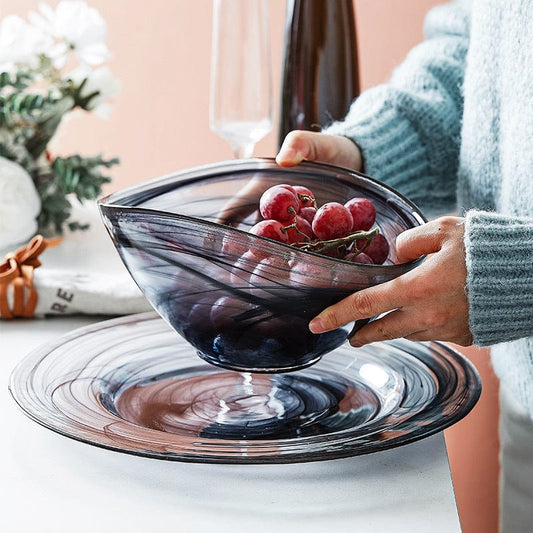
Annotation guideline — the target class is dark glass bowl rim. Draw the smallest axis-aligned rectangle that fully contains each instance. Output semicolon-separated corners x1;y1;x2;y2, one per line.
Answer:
97;158;428;272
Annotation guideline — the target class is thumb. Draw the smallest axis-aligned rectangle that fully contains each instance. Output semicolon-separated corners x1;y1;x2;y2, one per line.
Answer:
276;131;362;170
396;216;465;263
395;222;444;263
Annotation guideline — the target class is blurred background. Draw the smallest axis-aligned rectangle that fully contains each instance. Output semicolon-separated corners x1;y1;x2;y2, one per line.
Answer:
2;1;500;532
5;0;454;189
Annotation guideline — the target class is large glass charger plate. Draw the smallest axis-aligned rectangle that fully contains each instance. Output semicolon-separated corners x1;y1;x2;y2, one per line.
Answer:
9;312;481;464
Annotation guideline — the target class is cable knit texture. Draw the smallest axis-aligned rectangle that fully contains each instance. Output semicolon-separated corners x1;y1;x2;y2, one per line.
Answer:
325;0;533;415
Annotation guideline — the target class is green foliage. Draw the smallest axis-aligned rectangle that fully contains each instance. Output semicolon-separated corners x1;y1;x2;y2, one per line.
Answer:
35;154;119;233
0;63;119;235
0;70;32;91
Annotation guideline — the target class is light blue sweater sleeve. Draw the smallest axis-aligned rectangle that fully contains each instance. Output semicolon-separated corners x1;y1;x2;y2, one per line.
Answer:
465;211;533;345
324;0;533;350
325;0;470;219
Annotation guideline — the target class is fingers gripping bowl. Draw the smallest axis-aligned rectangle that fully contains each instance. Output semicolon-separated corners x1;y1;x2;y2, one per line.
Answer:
98;158;426;373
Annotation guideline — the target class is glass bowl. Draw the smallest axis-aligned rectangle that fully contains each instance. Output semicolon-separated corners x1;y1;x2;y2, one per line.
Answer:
98;158;426;373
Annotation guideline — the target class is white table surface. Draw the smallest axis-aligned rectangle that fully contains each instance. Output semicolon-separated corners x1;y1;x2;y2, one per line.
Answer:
0;204;461;533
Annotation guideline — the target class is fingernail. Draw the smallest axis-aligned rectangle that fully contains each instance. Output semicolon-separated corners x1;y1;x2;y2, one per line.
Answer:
350;339;364;348
309;317;324;333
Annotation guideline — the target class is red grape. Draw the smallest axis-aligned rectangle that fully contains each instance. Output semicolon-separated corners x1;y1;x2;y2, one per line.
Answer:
292;185;316;209
277;183;297;194
344;197;376;231
312;202;353;240
249;219;288;243
357;234;389;264
250;255;290;286
289;259;336;288
283;215;313;244
249;219;289;259
259;185;300;222
299;206;317;224
234;183;390;267
344;251;374;264
222;234;250;258
210;296;256;330
229;250;256;283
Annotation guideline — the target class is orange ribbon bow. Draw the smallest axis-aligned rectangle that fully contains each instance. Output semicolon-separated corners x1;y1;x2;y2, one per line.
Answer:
0;235;61;319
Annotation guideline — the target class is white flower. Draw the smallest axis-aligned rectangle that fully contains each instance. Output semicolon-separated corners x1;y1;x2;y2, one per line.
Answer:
68;65;121;118
0;157;41;249
29;1;110;68
0;14;52;72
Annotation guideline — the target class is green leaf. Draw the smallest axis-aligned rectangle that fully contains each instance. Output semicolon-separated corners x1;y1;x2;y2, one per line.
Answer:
35;153;119;234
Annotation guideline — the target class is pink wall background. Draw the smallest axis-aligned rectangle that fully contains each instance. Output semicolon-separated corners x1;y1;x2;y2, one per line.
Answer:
3;0;458;190
2;1;500;532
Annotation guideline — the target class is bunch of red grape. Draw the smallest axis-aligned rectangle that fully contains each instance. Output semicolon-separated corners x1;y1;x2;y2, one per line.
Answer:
248;183;389;265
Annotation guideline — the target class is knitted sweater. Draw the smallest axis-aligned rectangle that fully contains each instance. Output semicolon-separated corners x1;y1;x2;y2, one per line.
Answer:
325;0;533;415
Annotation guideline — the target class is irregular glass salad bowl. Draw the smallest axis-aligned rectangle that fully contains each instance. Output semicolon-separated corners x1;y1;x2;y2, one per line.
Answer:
98;158;427;373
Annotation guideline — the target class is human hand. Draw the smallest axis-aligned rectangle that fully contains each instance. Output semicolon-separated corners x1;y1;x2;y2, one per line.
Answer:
276;130;364;171
216;176;263;227
308;216;473;347
217;131;362;226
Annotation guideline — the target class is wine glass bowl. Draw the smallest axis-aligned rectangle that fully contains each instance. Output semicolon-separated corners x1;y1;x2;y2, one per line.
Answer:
98;158;427;373
209;0;272;158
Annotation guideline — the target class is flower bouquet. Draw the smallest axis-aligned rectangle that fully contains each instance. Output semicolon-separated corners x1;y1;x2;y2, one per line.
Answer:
0;0;120;249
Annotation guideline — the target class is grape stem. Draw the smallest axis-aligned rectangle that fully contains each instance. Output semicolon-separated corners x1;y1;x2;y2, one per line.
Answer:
280;212;311;240
297;193;317;208
293;227;379;255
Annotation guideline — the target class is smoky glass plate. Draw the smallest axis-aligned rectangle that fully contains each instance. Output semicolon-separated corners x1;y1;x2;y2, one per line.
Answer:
9;312;481;464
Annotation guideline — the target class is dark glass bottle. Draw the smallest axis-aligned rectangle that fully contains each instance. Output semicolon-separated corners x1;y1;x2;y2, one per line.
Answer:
278;0;360;147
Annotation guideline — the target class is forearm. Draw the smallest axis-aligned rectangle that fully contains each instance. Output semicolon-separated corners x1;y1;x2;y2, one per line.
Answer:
325;0;471;218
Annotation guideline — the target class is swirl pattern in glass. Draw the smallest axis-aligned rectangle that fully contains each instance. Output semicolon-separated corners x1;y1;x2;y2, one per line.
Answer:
9;313;481;464
98;159;427;372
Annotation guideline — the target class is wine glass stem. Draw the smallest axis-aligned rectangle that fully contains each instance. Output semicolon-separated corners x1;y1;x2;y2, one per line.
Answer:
232;142;255;159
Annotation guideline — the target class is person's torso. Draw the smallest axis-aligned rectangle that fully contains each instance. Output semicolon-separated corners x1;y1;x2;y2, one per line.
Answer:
458;0;533;216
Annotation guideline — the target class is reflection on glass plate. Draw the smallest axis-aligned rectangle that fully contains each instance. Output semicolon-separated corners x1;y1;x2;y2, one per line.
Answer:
9;312;481;464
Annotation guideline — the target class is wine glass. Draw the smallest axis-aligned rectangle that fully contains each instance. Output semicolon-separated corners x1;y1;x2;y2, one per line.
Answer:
209;0;272;159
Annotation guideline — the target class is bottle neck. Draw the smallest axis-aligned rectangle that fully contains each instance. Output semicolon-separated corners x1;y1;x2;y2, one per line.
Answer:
278;0;360;148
